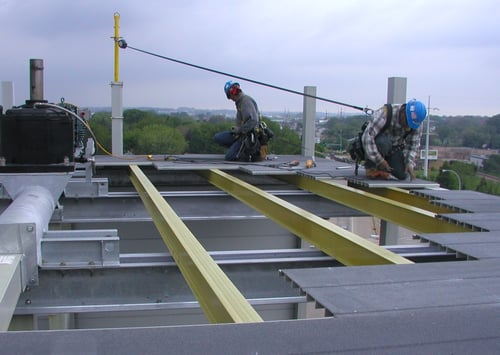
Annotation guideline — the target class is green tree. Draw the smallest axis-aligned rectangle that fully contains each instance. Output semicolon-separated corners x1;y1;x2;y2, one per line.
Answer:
264;119;301;155
125;124;187;154
186;121;229;154
89;112;111;154
486;115;500;148
462;128;489;148
483;155;500;176
437;161;476;190
323;115;366;143
123;109;156;127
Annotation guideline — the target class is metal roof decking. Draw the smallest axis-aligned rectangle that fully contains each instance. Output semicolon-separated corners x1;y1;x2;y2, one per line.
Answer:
280;187;500;326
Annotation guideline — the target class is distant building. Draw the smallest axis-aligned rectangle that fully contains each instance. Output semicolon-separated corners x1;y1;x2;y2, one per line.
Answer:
471;154;488;168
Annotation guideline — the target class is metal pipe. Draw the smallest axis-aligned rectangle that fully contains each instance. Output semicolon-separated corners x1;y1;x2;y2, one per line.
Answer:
29;59;44;102
424;96;431;177
0;185;58;290
0;185;56;265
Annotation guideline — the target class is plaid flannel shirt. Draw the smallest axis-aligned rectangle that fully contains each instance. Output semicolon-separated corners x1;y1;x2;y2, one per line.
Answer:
361;104;423;168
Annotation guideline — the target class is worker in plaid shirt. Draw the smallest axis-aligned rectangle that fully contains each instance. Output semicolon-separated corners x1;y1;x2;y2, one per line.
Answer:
362;99;427;180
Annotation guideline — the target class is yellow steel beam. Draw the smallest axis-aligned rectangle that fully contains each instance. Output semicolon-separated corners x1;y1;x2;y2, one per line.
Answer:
280;175;469;234
129;165;263;324
348;185;455;214
198;169;412;266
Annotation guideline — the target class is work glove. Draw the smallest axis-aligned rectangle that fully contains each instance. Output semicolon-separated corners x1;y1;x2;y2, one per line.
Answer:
377;160;392;172
405;165;415;181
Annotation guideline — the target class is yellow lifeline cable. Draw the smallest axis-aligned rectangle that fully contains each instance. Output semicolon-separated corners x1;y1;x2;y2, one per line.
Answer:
113;12;120;82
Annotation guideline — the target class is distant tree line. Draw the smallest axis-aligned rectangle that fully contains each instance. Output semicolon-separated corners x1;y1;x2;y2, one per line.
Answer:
432;160;500;195
321;113;500;150
89;109;301;156
90;109;500;156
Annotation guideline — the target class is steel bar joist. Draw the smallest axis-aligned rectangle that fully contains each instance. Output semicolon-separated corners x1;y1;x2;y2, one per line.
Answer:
281;175;470;234
198;169;411;266
128;165;263;324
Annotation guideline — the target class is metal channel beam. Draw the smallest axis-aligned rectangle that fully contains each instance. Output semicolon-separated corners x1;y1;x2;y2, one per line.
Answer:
198;169;411;266
41;230;120;269
280;175;469;234
128;165;262;324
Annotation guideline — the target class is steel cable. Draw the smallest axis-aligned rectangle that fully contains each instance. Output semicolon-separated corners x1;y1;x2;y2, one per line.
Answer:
120;42;372;115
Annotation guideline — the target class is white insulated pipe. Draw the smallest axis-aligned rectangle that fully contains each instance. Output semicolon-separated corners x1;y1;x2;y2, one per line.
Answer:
0;185;55;265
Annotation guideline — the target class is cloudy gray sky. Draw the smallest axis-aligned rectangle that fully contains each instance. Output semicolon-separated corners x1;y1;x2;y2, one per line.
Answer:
1;0;498;116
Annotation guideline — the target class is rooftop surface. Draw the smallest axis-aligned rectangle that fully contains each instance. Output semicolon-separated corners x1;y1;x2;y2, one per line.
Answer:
1;154;499;354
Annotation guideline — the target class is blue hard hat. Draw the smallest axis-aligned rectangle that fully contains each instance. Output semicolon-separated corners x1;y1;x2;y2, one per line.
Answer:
224;81;239;99
405;99;427;129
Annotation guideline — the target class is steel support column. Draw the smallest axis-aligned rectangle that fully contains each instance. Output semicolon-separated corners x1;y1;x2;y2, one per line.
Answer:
280;175;469;234
129;165;262;324
0;254;22;331
198;169;411;266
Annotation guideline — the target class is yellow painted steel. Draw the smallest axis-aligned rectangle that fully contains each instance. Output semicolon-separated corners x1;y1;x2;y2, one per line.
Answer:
351;186;455;214
198;169;412;266
129;165;263;324
113;13;120;82
280;175;469;234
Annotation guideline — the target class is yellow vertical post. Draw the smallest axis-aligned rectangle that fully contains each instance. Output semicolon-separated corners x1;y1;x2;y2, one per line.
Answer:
113;12;120;82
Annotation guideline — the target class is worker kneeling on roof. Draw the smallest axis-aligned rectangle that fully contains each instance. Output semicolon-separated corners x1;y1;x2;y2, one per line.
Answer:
362;99;427;180
213;81;263;162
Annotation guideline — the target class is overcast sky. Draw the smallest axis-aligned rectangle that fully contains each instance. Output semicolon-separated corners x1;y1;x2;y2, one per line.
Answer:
1;0;498;116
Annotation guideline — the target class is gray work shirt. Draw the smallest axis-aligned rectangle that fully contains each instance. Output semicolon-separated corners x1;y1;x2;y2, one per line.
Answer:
235;93;259;134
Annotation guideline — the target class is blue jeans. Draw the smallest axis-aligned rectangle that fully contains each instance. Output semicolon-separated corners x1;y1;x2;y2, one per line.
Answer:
213;131;242;161
365;134;408;180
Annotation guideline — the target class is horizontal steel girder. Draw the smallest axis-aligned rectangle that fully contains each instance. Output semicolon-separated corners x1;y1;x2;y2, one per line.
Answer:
129;165;262;324
197;169;412;266
41;229;120;269
280;175;469;234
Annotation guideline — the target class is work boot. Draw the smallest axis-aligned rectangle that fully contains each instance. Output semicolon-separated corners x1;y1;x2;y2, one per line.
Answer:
260;145;267;160
366;168;390;180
